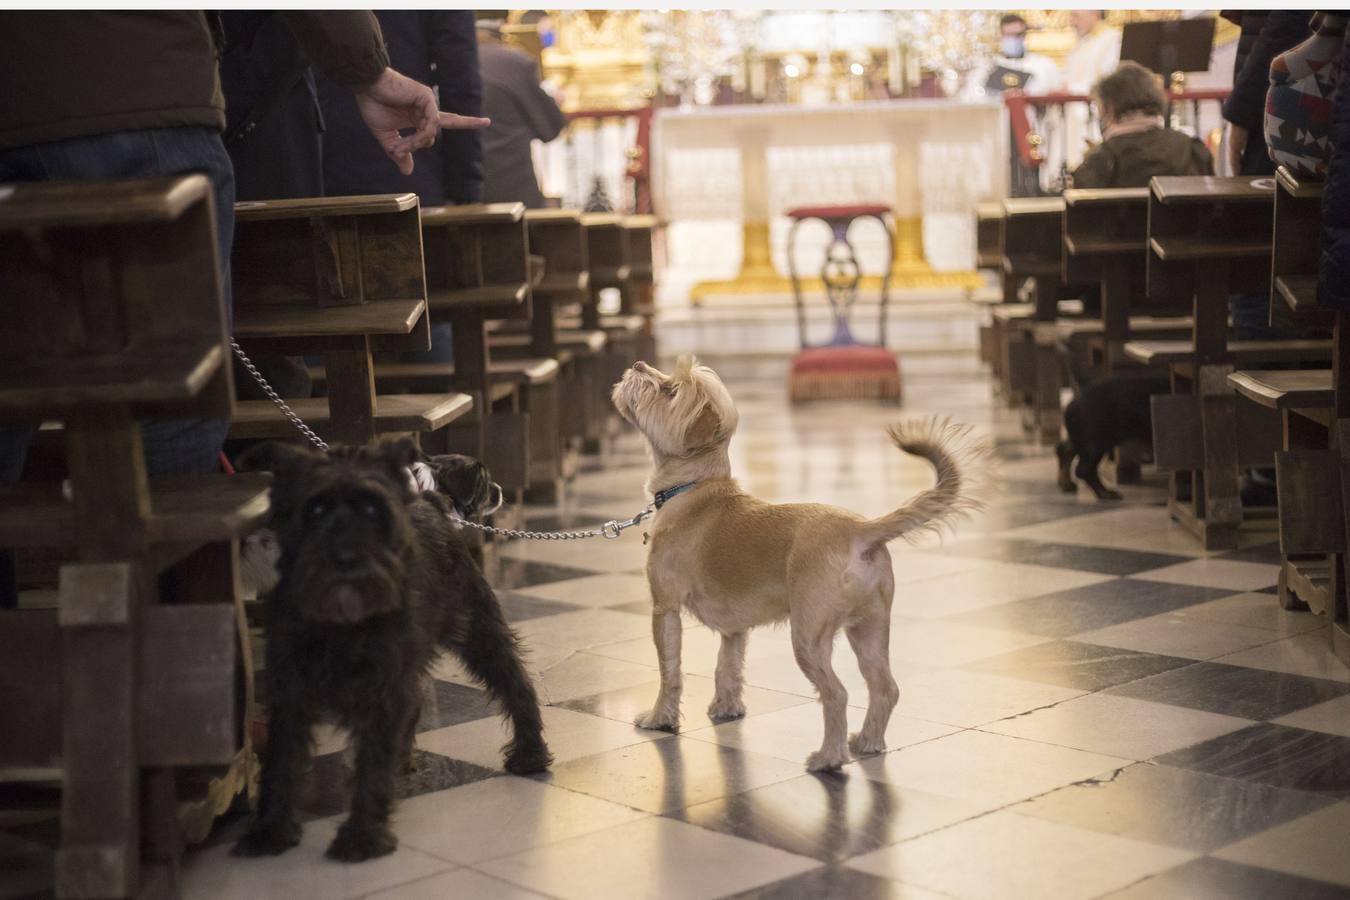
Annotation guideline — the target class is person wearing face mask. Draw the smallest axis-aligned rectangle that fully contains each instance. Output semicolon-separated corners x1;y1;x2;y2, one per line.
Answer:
966;15;1062;196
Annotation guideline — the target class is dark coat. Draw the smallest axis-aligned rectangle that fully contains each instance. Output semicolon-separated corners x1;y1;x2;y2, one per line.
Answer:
1071;127;1214;188
1317;29;1350;308
1221;11;1314;176
219;12;324;201
478;39;567;208
320;11;484;205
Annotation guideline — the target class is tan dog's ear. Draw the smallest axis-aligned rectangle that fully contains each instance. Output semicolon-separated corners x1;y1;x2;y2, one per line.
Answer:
686;405;721;448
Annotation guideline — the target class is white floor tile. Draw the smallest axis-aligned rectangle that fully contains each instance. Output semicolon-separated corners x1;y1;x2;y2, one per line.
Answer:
391;777;648;865
1213;631;1350;684
478;815;820;900
1075;613;1280;662
981;693;1254;760
848;811;1194;900
417;705;669;771
182;819;451;900
1216;803;1350;887
853;729;1131;809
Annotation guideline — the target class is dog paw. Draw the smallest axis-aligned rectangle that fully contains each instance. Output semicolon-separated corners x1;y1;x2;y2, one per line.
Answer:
232;821;301;857
805;750;849;773
325;822;397;862
504;741;554;775
634;709;680;732
707;697;746;722
848;732;886;757
1057;476;1077;494
1096;488;1124;502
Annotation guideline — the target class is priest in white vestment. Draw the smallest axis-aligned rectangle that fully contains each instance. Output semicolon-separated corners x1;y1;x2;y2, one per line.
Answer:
1042;10;1123;191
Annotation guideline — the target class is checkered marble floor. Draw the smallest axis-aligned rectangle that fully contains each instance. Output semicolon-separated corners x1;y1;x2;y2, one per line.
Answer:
7;356;1350;900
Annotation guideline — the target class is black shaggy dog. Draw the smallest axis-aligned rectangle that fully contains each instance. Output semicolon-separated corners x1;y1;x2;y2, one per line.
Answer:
1056;369;1170;501
233;439;551;862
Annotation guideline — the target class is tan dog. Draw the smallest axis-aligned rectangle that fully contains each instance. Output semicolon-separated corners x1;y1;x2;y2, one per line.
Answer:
612;355;988;771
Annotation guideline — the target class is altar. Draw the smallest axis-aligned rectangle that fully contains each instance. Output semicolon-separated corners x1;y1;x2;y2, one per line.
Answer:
652;97;1007;302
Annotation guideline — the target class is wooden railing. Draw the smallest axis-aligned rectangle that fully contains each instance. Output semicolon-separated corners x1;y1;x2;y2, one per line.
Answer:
541;106;654;215
1005;88;1231;182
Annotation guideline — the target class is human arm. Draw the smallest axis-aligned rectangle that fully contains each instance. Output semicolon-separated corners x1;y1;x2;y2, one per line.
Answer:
1070;146;1113;188
514;54;568;142
284;11;489;176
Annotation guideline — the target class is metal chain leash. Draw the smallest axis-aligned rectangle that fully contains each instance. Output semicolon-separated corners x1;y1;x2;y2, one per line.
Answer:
230;339;647;540
231;340;329;452
448;505;654;541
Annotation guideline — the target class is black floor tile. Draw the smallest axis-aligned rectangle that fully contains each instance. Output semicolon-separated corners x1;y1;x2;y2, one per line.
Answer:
670;772;972;864
1014;762;1332;852
1105;856;1350;900
1216;542;1286;566
1156;723;1350;796
722;866;902;899
492;558;599;590
608;599;653;617
417;680;497;731
498;590;586;622
962;640;1195;691
297;748;496;820
970;502;1106;532
1107;663;1350;722
947;579;1235;639
942;538;1192;576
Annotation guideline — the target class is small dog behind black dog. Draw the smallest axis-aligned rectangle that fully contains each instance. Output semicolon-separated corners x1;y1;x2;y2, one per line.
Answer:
233;439;551;862
1056;368;1170;501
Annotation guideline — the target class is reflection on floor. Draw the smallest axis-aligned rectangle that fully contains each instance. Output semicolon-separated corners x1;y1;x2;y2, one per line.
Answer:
6;356;1350;900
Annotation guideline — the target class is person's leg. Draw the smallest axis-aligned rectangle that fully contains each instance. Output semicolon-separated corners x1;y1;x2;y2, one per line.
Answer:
27;127;236;476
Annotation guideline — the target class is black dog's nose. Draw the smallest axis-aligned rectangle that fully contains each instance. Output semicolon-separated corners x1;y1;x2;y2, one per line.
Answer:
333;547;360;570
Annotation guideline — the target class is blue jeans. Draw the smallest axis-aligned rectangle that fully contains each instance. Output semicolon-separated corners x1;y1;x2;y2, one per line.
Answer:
0;126;235;607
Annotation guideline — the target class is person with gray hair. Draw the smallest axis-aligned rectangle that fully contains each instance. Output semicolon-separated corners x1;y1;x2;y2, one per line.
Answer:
1070;61;1213;188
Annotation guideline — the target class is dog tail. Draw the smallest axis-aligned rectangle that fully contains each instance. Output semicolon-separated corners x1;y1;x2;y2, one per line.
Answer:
861;417;992;546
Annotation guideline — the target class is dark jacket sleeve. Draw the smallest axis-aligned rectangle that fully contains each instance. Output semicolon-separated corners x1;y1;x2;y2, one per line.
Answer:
1071;146;1113;189
429;11;484;204
282;11;389;87
1191;138;1216;176
1318;28;1350;308
513;54;567;142
1222;11;1313;131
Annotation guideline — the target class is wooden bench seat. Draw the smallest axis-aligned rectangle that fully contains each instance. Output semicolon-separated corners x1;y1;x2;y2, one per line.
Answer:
1229;369;1334;410
1149;237;1271;262
311;359;557;394
1125;339;1332;366
0;474;271;550
491;329;608;355
230;393;473;440
1055;316;1192;339
233;300;427;340
0;340;222;416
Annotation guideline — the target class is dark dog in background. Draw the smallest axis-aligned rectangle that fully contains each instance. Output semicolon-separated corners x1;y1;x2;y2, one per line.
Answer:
233;439;551;862
1057;369;1170;500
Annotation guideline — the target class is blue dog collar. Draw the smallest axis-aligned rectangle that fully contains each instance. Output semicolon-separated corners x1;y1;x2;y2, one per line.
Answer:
653;481;698;509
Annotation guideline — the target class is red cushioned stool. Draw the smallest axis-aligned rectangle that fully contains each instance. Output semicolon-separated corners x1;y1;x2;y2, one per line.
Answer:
785;204;900;403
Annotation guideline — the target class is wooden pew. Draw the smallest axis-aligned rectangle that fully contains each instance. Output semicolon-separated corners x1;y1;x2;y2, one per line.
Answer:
522;208;604;467
0;176;270;898
621;214;660;365
1002;197;1066;443
1131;175;1284;551
972;202;1009;370
1226;167;1349;668
419;203;554;499
229;194;474;447
1062;187;1192;374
